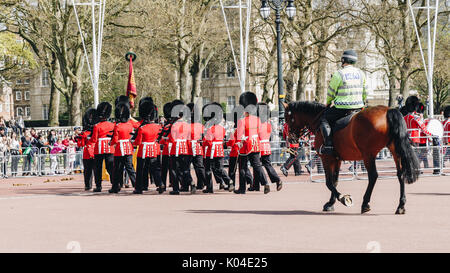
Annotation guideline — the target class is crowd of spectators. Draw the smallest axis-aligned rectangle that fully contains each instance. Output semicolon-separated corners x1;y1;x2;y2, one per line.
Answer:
0;116;83;178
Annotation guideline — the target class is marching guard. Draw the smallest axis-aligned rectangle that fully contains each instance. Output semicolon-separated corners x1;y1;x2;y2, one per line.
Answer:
169;100;195;195
187;103;207;190
78;108;97;191
202;103;231;193
234;92;270;194
88;102;115;192
133;98;164;194
256;102;282;191
160;102;175;189
109;102;136;193
280;122;303;176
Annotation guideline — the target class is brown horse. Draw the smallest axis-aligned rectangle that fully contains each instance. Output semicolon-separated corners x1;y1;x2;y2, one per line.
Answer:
283;101;420;214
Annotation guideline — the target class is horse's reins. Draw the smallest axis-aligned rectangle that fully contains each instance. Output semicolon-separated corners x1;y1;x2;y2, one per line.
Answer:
288;107;327;142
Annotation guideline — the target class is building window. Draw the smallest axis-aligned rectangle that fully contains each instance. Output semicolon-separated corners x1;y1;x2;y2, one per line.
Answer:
202;97;211;107
42;68;50;86
202;66;210;79
227;62;235;78
42;104;49;120
24;78;30;85
16;79;22;85
16;107;23;117
25;106;31;117
24;91;30;100
227;96;236;110
15;91;22;101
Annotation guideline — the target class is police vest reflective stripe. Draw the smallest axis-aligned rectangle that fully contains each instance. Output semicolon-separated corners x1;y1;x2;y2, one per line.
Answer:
332;66;366;109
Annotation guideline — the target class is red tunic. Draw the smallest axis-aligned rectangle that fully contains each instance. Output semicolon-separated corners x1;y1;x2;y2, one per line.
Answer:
443;119;450;144
88;121;115;155
283;123;299;148
404;113;432;144
259;121;272;156
204;124;226;158
110;121;135;156
236;115;261;155
78;131;95;159
226;129;239;158
169;120;190;156
134;123;162;158
188;123;204;156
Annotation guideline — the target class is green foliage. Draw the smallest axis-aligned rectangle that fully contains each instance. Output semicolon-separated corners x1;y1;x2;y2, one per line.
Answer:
0;32;36;80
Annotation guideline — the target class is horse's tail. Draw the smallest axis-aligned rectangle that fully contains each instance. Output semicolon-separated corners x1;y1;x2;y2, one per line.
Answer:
386;108;420;184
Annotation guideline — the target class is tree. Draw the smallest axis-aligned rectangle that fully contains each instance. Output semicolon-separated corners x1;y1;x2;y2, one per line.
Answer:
0;32;36;82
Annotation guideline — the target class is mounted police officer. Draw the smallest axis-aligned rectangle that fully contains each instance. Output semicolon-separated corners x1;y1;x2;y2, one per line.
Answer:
319;49;367;155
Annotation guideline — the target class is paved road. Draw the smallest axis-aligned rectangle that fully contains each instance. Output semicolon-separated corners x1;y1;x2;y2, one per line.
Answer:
0;172;449;252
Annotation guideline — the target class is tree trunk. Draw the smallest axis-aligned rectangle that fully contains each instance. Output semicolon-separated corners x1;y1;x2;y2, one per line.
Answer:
388;67;397;107
315;53;327;103
70;79;82;126
296;65;306;101
48;81;60;126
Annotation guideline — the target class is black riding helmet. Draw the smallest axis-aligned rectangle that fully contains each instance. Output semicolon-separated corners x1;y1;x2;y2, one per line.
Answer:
341;49;358;65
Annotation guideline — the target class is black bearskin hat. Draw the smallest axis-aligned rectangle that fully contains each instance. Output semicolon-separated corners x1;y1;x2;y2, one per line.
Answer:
139;99;154;121
115;95;130;107
239;92;257;108
405;95;420;113
115;102;130;123
82;108;97;130
97;102;112;120
163;102;172;119
257;102;269;123
443;105;450;118
171;99;185;118
139;96;154;108
203;102;223;124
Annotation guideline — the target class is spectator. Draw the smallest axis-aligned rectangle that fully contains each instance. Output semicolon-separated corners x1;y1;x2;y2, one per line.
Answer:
50;139;65;175
8;132;20;177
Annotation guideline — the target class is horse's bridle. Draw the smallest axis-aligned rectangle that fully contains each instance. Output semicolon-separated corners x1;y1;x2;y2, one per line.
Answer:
287;108;327;143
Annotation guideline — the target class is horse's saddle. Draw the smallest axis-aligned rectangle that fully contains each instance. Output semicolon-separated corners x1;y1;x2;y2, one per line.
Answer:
331;110;360;133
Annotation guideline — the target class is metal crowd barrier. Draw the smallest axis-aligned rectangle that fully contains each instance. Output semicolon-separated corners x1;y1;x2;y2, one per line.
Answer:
308;137;450;183
0;151;84;178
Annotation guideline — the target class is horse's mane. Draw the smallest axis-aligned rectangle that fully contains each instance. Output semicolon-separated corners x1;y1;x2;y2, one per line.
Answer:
288;101;326;116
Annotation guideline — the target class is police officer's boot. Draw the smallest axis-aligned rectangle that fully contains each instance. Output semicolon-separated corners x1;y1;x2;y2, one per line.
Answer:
319;120;334;155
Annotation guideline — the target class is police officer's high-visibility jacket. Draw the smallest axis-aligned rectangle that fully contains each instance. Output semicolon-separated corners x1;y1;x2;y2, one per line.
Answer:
327;65;367;109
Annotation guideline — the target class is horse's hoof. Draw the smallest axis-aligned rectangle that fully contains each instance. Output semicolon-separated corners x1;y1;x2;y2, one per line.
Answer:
339;194;353;207
395;207;406;215
323;203;335;212
361;204;371;214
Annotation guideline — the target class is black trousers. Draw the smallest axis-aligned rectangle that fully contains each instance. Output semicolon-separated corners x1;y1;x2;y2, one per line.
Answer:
322;106;358;125
170;155;193;192
238;152;268;191
189;155;207;189
228;156;238;185
261;155;280;183
136;157;163;191
94;153;114;189
112;155;136;191
282;148;302;174
161;155;172;187
83;159;95;189
205;157;231;189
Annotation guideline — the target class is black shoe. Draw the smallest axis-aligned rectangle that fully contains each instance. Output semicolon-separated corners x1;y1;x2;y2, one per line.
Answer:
142;188;149;191
133;190;143;194
158;186;165;194
264;185;270;194
196;185;204;190
190;184;196;194
169;191;180;195
276;181;283;191
228;184;235;192
433;170;440;175
219;183;225;190
108;188;119;194
84;187;92;191
202;188;214;194
93;188;102;192
280;166;288;177
180;187;189;192
234;189;245;194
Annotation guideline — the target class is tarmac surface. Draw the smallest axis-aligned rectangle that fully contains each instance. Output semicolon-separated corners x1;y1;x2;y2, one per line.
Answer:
0;170;449;253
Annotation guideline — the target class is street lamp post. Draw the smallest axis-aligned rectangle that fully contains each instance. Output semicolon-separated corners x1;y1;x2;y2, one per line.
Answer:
260;0;296;123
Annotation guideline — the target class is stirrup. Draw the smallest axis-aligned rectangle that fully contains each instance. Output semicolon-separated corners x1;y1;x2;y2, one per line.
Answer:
318;145;334;155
